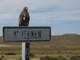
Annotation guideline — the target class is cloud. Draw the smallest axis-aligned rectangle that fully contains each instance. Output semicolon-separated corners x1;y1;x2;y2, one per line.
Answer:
0;0;80;24
27;0;80;22
26;0;80;10
0;13;18;19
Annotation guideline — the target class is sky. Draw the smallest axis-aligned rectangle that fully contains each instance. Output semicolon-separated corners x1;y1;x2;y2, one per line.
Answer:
0;0;80;36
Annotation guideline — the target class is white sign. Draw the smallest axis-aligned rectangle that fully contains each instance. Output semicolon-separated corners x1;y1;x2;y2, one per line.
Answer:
3;27;51;42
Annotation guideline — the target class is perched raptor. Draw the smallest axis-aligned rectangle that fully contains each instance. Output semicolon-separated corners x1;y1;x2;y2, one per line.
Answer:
19;7;30;26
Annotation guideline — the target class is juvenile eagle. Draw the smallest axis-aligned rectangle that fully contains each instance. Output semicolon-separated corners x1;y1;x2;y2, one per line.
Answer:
19;7;30;26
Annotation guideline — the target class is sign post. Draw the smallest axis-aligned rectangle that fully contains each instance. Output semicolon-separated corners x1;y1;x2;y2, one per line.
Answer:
3;7;51;60
19;7;30;60
3;27;51;60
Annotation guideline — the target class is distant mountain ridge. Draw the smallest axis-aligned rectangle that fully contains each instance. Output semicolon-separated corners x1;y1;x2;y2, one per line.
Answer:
0;34;80;46
52;34;80;46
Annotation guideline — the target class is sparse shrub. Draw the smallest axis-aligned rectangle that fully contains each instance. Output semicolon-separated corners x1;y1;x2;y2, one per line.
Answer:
1;55;5;58
30;53;35;58
57;56;67;60
69;56;80;60
0;56;7;60
40;56;50;60
5;52;16;55
44;56;49;60
40;56;57;60
40;57;45;60
0;58;2;60
49;57;57;60
40;56;68;60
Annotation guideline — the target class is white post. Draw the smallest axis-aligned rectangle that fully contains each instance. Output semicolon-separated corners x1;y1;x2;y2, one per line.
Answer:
22;42;30;60
22;43;25;60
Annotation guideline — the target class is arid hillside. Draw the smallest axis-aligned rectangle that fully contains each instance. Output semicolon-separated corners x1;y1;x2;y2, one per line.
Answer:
0;34;80;60
0;34;80;47
52;34;80;46
30;34;80;47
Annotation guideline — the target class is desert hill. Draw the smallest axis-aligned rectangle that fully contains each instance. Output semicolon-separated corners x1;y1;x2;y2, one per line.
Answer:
0;34;80;59
31;34;80;47
51;34;80;46
0;34;80;47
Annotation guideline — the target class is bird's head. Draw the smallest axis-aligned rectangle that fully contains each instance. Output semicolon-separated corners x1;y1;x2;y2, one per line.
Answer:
23;7;28;12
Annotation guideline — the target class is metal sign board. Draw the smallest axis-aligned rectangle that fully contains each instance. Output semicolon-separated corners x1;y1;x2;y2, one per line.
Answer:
3;27;51;42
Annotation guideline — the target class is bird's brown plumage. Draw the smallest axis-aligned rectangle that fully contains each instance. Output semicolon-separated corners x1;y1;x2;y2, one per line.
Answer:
19;7;30;26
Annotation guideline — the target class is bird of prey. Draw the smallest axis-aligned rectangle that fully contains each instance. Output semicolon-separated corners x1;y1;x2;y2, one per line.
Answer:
19;7;30;26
